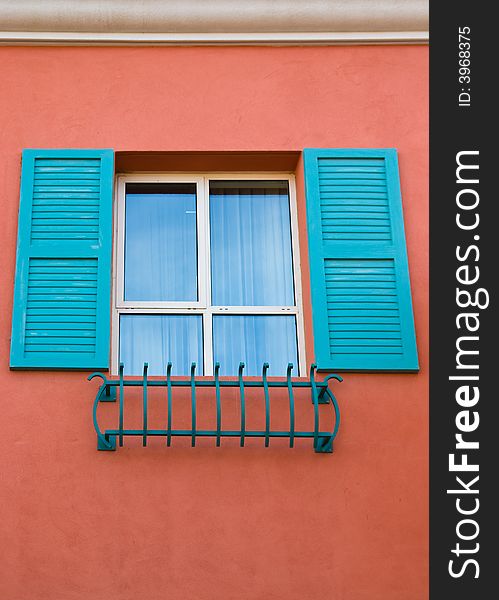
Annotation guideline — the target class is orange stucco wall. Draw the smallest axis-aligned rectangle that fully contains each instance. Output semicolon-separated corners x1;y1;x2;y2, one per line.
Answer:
0;46;428;600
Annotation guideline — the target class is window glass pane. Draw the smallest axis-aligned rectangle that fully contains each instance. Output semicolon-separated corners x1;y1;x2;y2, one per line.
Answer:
120;315;203;376
213;315;298;376
210;181;294;306
125;183;197;301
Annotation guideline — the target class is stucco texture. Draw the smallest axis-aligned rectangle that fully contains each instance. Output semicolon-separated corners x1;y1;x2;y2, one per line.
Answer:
0;46;428;600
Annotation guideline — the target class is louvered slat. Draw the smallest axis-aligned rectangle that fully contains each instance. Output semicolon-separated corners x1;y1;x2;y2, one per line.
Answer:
25;258;97;360
325;259;403;358
318;158;392;242
30;158;101;242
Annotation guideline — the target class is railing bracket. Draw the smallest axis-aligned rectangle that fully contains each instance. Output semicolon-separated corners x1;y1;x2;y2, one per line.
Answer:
98;433;116;451
97;383;116;403
314;436;333;453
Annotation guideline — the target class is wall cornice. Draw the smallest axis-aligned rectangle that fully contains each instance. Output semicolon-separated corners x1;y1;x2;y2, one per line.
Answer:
1;0;428;46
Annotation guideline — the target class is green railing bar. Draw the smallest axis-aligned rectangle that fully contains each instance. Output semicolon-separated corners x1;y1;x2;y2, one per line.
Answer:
238;362;246;447
214;363;222;447
322;374;343;443
142;363;148;447
119;363;124;447
88;372;115;450
310;363;319;450
104;429;334;439
286;363;295;448
92;379;334;390
325;388;340;443
262;363;270;447
190;363;197;447
166;362;173;447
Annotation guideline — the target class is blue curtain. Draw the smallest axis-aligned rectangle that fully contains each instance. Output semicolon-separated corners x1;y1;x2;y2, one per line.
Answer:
120;315;203;375
210;182;295;306
125;185;197;301
213;315;298;376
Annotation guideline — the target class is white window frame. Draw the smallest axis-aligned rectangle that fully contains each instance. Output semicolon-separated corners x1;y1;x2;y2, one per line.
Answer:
111;173;306;376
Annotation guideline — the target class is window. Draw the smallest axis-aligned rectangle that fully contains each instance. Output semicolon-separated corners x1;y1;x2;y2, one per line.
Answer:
112;175;306;376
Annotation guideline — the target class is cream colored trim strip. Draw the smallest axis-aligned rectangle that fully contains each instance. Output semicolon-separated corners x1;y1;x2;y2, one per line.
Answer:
0;30;429;46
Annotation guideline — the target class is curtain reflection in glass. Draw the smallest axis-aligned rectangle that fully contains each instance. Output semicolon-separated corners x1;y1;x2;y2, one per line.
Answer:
120;315;203;375
210;182;294;306
125;183;197;301
213;315;297;376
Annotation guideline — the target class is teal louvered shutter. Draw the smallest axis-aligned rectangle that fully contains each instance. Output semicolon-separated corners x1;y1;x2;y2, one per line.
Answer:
304;148;418;371
10;149;114;369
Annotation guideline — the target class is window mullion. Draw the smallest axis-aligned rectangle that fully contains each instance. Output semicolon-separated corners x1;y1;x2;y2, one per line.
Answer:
211;306;299;314
203;312;214;376
202;177;213;375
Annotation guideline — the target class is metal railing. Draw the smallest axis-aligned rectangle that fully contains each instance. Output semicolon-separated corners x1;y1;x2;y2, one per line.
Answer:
89;362;342;453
